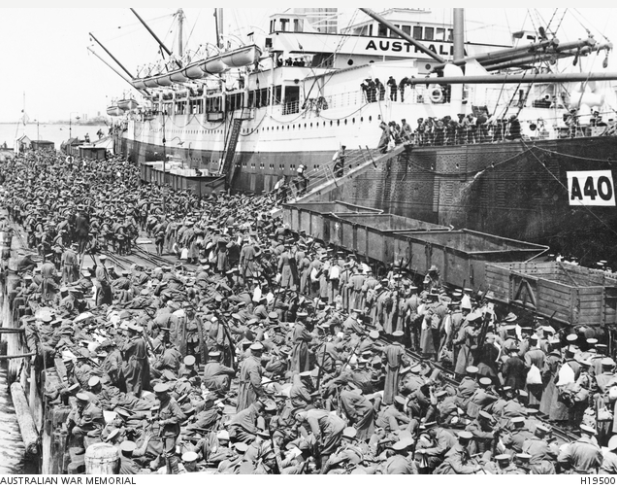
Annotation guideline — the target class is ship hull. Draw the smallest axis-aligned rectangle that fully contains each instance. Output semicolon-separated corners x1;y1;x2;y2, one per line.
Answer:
116;132;617;265
116;135;335;194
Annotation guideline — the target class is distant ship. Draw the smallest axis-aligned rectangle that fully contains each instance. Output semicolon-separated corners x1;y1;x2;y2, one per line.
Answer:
102;8;617;265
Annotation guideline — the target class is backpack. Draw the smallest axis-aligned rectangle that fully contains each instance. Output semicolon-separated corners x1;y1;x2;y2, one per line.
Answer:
526;365;543;386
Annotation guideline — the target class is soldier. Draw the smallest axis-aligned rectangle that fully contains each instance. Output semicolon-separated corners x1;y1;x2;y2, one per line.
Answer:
415;422;458;472
239;237;257;283
94;255;113;306
66;392;104;449
600;436;617;474
237;343;265;411
434;431;484;474
74;206;90;254
61;243;80;284
514;453;533;474
383;331;409;405
491;453;519;474
522;424;556;474
290;312;314;373
154;382;186;475
122;324;149;397
384;439;418;474
349;268;367;311
119;441;140;475
465;410;496;455
40;256;59;305
229;399;266;444
562;424;602;474
294;407;347;472
181;451;201;473
387;76;398;102
202;350;236;395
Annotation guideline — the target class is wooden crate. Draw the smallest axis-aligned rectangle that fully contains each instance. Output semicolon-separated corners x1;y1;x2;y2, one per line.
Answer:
486;261;617;326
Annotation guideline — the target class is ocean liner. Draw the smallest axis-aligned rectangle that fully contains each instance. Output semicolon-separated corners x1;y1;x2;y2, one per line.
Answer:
104;8;617;265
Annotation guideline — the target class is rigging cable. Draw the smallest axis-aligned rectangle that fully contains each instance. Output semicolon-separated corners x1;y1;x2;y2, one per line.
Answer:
553;8;569;36
185;9;202;48
573;9;611;44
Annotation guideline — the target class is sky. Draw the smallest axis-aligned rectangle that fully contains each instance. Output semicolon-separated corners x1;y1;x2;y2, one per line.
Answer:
0;4;615;123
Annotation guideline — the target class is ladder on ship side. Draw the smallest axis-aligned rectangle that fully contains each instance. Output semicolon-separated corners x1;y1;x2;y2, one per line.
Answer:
289;147;382;202
221;116;244;190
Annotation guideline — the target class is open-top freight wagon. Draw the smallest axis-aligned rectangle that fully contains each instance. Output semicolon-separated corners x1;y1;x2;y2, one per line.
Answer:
282;201;617;327
486;261;617;327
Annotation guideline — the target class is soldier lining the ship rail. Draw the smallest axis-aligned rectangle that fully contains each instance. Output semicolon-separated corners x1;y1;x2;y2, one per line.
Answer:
1;148;616;475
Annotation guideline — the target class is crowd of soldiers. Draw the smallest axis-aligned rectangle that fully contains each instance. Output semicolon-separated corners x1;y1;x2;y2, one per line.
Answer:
1;150;617;476
377;115;526;153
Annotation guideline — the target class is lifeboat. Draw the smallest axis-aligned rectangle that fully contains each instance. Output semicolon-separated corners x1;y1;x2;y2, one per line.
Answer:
132;79;147;90
170;70;188;83
107;106;124;117
156;74;173;87
118;99;139;111
203;58;227;74
130;44;261;87
220;45;261;68
144;78;160;89
183;62;206;79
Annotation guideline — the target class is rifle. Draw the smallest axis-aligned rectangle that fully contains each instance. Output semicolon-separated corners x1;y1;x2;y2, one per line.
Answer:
476;287;493;348
343;339;362;370
315;340;329;391
62;419;74;473
195;314;208;365
216;313;236;370
410;414;422;460
142;328;155;353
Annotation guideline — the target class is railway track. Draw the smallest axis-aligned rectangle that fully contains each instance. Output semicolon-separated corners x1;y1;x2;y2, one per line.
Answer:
104;242;180;272
376;336;579;444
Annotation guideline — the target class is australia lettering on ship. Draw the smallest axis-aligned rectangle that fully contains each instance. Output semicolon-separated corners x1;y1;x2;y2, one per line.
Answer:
365;40;465;56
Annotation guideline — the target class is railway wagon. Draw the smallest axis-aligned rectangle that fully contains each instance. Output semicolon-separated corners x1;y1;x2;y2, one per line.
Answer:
486;261;617;327
138;161;225;197
283;201;549;293
282;201;383;242
323;213;449;263
382;230;549;292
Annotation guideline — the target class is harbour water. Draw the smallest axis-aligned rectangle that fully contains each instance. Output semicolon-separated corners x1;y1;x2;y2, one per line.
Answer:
0;123;110;149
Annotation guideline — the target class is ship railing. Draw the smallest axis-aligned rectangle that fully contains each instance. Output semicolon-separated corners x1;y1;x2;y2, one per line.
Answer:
322;90;365;110
282;100;301;116
408;119;616;147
